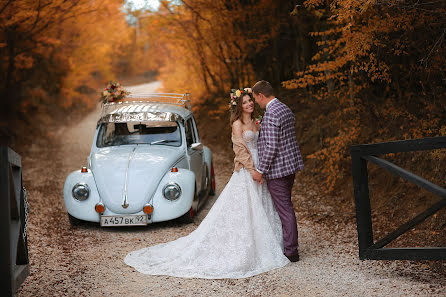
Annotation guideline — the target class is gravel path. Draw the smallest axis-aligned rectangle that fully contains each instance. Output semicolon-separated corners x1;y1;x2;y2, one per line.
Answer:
16;81;445;296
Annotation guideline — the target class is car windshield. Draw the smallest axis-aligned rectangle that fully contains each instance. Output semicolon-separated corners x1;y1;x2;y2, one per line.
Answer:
96;121;182;147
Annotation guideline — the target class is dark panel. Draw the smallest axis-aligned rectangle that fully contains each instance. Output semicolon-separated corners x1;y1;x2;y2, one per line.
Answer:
0;147;13;296
0;146;29;296
7;148;21;168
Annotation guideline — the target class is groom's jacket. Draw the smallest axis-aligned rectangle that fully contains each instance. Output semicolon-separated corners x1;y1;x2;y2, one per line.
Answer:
258;99;304;179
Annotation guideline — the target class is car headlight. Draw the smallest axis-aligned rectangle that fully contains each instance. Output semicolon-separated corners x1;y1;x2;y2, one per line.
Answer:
72;183;90;201
162;183;181;200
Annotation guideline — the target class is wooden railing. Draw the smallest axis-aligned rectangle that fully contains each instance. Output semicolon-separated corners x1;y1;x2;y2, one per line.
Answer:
350;136;446;260
0;146;29;295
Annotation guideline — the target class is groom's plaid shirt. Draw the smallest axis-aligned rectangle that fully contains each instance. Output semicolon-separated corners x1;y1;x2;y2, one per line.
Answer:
257;99;304;179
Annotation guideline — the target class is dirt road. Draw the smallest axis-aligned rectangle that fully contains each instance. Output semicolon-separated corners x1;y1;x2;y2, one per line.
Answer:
17;81;445;296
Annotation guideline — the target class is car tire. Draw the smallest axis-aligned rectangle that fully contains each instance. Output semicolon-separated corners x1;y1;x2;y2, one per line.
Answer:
209;162;216;196
177;207;195;224
68;213;83;226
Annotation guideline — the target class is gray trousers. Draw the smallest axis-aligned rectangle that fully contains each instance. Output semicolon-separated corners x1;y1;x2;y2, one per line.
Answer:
267;174;299;256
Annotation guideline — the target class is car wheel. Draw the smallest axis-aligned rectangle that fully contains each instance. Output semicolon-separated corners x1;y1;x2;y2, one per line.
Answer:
68;213;83;226
177;207;195;224
209;162;216;196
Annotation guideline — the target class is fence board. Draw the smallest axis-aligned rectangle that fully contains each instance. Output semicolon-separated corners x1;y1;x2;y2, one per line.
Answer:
0;146;29;296
350;137;446;260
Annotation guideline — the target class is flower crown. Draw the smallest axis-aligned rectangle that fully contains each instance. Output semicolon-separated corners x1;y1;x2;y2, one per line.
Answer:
229;87;252;107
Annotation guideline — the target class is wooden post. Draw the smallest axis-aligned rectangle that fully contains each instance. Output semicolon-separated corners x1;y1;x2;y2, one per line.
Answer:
0;146;12;296
351;148;374;259
0;147;29;296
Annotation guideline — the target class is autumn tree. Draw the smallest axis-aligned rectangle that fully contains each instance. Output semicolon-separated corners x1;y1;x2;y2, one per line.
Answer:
284;0;446;191
136;0;315;108
0;0;131;126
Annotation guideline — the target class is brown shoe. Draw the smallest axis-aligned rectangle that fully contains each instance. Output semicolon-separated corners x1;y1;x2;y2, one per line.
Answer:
285;253;300;262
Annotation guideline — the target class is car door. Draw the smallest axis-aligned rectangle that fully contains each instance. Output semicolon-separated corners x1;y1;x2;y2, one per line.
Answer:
185;117;203;192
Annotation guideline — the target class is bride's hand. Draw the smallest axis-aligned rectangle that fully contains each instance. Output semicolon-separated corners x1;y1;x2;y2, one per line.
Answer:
251;170;263;184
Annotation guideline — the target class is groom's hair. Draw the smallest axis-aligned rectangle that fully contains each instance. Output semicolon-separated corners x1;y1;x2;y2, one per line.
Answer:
252;80;274;97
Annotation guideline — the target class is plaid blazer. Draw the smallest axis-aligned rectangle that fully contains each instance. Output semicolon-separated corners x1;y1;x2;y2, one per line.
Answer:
257;99;304;179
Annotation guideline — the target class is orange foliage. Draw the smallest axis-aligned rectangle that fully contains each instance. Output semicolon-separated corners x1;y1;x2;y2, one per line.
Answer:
284;0;446;191
131;0;445;192
136;0;286;104
0;0;131;114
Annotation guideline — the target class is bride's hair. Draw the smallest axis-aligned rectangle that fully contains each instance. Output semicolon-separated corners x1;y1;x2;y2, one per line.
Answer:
229;93;257;125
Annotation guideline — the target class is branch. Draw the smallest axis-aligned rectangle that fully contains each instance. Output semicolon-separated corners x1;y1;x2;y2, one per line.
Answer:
181;0;212;25
420;27;446;69
29;0;43;32
24;3;98;39
0;0;13;16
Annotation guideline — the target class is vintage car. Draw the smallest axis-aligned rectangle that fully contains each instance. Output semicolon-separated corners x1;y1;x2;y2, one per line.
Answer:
63;93;215;226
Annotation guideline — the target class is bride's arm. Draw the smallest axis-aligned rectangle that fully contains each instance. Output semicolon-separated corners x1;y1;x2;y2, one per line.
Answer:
232;121;255;173
232;120;243;139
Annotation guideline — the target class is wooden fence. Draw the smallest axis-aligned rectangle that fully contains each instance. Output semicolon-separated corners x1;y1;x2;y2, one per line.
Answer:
350;136;446;260
0;146;29;295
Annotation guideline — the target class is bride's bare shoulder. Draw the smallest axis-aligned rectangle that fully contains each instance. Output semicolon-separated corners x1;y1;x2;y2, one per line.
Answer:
232;119;242;128
232;120;243;137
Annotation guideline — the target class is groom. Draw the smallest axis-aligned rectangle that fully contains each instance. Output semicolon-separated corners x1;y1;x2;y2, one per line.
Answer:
251;80;304;262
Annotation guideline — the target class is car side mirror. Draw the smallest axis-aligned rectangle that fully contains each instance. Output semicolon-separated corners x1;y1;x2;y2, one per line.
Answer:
190;142;203;150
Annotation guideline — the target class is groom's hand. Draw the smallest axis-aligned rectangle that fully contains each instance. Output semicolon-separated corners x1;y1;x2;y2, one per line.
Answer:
251;170;263;184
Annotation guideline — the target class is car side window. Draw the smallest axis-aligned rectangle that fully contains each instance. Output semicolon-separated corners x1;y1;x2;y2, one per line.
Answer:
190;116;200;143
185;119;194;147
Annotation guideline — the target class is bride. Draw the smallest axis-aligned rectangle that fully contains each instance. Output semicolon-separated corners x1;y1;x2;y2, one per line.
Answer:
124;88;290;279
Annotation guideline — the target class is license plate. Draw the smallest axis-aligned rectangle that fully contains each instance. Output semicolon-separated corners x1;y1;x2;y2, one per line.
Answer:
100;214;148;227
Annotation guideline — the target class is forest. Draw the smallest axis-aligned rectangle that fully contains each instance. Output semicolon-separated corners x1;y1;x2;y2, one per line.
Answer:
1;0;445;248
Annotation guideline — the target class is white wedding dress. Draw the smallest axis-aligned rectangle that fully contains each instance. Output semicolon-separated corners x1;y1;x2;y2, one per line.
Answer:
124;130;290;279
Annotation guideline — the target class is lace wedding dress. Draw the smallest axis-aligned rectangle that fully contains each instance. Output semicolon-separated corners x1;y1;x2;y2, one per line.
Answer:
124;130;290;279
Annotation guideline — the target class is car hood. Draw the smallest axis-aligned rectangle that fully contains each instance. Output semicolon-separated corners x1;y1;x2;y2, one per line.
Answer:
91;145;184;214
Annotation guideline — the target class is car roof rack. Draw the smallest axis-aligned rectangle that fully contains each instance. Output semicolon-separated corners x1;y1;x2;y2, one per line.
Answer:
105;93;192;110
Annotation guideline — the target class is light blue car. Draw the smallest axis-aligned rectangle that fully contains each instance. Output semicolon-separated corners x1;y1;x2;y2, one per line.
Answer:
63;94;215;226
